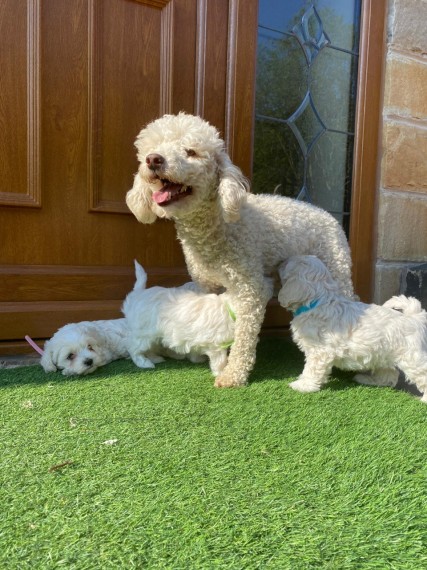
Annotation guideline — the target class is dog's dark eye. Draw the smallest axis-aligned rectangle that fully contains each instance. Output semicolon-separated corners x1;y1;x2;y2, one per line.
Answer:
87;344;94;351
185;149;197;157
67;353;75;361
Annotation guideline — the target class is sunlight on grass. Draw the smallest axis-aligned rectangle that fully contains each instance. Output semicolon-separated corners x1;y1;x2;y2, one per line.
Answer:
1;338;426;569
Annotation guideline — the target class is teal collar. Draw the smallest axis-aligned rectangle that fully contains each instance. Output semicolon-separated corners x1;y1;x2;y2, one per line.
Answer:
293;299;321;317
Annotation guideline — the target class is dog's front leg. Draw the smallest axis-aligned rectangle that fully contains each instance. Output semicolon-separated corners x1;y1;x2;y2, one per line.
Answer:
289;352;333;393
214;280;271;388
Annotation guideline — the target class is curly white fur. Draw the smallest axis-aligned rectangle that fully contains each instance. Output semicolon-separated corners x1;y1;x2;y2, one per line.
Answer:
41;319;129;376
126;113;354;387
278;255;427;402
122;261;236;377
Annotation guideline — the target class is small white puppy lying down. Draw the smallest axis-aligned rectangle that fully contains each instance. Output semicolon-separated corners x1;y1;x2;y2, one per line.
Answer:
122;261;236;378
278;255;427;402
41;319;129;376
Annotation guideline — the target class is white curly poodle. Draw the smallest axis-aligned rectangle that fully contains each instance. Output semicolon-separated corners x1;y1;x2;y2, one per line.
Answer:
278;255;427;402
126;112;354;387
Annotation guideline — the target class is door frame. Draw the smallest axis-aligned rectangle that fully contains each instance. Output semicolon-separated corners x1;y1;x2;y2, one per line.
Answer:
349;0;387;302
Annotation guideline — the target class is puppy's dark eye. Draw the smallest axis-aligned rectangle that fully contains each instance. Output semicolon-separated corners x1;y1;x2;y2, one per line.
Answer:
185;149;197;157
67;353;75;361
87;344;94;351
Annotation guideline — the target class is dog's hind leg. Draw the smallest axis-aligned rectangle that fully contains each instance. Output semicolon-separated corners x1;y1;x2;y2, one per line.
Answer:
128;338;156;369
354;368;399;387
206;348;228;376
145;353;165;364
289;352;333;393
397;355;427;403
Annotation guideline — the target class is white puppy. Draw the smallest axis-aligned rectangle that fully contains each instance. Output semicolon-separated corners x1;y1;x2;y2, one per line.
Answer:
41;319;129;376
278;255;427;402
122;261;236;377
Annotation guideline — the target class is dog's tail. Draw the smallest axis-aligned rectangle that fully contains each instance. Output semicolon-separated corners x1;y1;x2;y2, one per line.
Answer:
383;294;423;316
133;260;148;291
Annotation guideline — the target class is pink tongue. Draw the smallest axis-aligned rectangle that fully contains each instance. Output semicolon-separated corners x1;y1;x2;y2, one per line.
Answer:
152;182;183;205
153;190;171;204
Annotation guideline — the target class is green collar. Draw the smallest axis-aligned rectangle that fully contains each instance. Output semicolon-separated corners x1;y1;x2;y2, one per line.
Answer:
221;303;236;349
226;303;236;321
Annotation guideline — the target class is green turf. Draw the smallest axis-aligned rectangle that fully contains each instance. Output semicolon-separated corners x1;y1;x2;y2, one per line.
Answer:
1;337;426;569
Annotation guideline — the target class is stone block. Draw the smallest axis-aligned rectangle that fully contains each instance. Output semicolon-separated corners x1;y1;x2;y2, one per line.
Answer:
374;262;427;308
373;262;405;304
382;121;427;192
383;54;427;119
377;190;427;261
388;0;427;56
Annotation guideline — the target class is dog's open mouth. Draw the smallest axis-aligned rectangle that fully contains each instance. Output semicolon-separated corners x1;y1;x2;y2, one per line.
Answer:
152;179;193;206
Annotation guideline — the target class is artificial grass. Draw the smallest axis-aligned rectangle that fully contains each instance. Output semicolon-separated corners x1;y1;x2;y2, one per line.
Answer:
0;337;426;569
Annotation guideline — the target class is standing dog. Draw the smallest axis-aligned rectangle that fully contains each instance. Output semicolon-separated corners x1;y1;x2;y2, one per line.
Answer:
278;255;427;402
122;261;236;377
126;113;354;387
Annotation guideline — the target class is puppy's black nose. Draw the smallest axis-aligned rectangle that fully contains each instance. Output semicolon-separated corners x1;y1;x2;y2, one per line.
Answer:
145;153;165;170
84;358;93;367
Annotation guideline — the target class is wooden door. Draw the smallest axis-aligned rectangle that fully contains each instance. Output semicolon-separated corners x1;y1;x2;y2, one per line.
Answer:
0;0;258;353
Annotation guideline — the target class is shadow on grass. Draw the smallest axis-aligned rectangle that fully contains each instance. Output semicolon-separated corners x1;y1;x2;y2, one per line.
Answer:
0;336;420;396
0;357;196;389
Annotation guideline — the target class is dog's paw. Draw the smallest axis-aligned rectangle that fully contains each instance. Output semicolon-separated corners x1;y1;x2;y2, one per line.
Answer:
289;379;321;393
147;354;165;364
354;370;398;387
354;373;377;386
188;354;207;364
132;355;155;369
214;372;247;388
420;393;427;404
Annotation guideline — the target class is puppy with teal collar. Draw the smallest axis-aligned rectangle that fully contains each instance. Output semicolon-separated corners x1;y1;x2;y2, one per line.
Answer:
278;255;427;402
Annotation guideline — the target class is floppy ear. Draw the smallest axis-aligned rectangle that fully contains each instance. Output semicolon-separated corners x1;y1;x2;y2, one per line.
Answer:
40;340;57;373
278;278;315;309
277;259;318;308
216;151;249;223
126;173;157;224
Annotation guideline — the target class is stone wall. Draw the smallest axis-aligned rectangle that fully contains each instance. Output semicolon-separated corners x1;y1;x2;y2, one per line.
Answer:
374;0;427;303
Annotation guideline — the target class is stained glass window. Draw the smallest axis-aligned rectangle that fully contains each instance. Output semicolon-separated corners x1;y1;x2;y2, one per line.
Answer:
253;0;362;235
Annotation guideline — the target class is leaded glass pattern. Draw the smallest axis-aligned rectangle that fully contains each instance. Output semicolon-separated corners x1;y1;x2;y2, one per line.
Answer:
253;0;362;235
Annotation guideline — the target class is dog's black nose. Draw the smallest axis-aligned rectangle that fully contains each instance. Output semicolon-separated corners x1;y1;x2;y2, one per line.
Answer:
146;153;165;170
84;358;93;367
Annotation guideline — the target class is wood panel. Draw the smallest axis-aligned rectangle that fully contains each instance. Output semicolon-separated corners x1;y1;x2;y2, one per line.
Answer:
225;0;259;176
88;0;173;213
0;300;123;341
171;0;197;113
195;0;229;134
0;0;184;267
349;0;387;302
0;0;41;207
0;263;191;342
0;265;190;303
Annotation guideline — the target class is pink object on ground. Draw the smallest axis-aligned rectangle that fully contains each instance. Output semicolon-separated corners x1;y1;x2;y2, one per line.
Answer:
24;335;44;356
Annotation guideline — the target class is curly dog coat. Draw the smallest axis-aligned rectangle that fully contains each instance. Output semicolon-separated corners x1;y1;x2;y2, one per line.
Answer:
126;113;354;387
